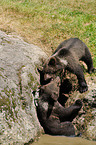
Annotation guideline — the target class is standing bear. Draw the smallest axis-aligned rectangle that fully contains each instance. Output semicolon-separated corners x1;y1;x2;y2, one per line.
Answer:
40;38;94;93
36;70;82;136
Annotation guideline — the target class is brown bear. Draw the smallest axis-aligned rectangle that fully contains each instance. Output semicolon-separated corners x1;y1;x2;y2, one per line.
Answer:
40;38;94;93
37;68;72;106
35;74;82;136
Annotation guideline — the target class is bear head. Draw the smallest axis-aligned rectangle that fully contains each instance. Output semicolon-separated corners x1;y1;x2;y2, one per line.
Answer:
38;56;68;85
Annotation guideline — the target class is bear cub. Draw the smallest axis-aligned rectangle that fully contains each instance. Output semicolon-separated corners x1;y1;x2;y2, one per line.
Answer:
41;38;94;93
36;70;82;136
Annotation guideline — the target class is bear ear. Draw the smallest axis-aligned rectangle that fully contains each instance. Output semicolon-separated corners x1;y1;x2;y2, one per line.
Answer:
48;57;56;66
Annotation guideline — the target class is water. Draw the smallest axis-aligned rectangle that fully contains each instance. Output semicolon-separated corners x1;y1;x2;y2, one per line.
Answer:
32;135;96;145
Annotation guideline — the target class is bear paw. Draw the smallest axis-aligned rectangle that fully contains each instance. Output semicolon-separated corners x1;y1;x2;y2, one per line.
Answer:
79;82;88;93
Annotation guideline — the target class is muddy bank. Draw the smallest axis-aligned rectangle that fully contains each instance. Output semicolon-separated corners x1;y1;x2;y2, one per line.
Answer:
32;135;96;145
63;72;96;141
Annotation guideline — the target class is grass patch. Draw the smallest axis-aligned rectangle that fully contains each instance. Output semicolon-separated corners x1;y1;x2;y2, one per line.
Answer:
0;0;96;66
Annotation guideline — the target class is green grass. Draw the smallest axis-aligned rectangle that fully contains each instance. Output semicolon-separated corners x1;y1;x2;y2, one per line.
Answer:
0;0;96;66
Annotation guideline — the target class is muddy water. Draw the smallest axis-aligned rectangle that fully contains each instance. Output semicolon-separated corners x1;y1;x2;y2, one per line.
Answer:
32;135;96;145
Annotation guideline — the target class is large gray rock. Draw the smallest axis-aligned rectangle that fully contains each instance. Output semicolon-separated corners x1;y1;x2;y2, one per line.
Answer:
0;31;46;144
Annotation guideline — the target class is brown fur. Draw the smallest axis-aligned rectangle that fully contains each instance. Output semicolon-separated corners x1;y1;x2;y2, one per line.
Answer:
41;38;94;93
36;76;82;136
